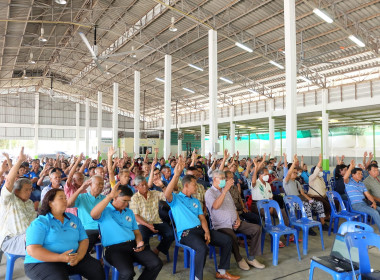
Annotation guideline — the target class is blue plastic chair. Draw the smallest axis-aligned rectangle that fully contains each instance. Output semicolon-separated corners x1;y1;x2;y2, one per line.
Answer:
345;231;380;280
257;199;301;266
308;221;373;280
4;252;25;280
326;191;362;235
69;275;82;280
344;189;369;224
283;195;324;255
322;171;330;187
169;211;217;279
95;243;103;260
272;181;283;195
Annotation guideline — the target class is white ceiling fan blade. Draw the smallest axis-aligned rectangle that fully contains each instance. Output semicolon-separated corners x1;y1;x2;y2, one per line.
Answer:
79;32;97;59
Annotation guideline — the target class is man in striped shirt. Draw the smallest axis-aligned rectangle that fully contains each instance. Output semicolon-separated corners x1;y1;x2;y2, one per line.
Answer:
345;161;380;230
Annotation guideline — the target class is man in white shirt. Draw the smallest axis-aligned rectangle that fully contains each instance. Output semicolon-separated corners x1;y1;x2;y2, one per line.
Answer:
0;147;36;255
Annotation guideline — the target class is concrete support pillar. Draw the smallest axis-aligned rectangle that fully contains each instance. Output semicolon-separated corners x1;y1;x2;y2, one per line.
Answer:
200;112;206;157
85;98;90;156
112;83;119;152
230;107;235;155
178;129;182;156
208;29;218;154
34;93;39;156
134;71;141;156
76;103;80;155
373;123;376;160
269;99;275;156
284;0;297;161
164;55;172;159
97;91;102;153
322;88;329;170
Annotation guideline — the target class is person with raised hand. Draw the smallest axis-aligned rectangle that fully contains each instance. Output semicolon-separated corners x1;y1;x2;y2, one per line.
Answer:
24;188;104;280
0;147;36;256
165;156;239;280
91;183;163;280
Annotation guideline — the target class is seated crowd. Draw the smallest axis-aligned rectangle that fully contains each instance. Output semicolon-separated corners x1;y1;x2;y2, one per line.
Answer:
1;147;380;280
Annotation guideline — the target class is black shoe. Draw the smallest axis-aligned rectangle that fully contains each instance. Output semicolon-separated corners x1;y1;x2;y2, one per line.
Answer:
309;228;317;236
322;224;329;231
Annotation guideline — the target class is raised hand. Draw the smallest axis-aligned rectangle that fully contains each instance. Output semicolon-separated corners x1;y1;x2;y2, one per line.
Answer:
19;147;26;162
108;146;116;157
224;149;229;159
174;156;185;175
108;182;121;199
364;151;368;157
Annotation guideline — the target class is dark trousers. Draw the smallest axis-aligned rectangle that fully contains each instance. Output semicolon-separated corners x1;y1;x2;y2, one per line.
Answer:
180;227;232;280
218;221;262;262
86;229;100;254
138;222;174;255
105;240;163;280
239;211;261;225
24;253;104;280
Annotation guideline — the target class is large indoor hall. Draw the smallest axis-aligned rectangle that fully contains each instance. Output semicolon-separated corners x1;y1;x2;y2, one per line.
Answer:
1;0;380;279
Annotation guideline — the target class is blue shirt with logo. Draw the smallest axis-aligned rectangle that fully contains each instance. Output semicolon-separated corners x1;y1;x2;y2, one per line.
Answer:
96;203;138;247
167;192;203;240
75;192;106;230
25;213;87;264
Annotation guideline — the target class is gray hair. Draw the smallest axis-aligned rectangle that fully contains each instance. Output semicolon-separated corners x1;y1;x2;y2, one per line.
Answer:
212;169;225;178
134;175;146;186
13;178;32;193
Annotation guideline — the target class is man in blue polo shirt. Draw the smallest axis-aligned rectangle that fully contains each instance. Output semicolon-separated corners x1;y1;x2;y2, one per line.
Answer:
67;175;104;253
164;156;239;280
344;161;380;230
91;184;162;280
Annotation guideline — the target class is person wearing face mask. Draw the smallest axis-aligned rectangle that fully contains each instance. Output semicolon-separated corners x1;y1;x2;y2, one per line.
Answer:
308;154;335;220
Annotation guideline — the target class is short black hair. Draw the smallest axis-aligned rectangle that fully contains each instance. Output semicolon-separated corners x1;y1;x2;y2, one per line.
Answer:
367;163;378;171
118;184;134;197
187;166;198;172
160;165;169;171
351;167;363;175
182;175;196;186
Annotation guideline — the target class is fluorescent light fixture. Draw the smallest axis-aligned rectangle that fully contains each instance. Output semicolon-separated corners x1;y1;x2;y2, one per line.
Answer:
313;8;333;23
269;60;284;69
155;77;165;83
349;35;365;48
299;76;312;83
235;42;253;53
55;0;67;4
188;63;203;71
183;87;195;93
219;77;233;84
169;17;177;32
248;89;259;94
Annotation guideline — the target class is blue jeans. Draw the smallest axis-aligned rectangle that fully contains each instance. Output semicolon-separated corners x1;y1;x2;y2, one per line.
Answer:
352;202;380;231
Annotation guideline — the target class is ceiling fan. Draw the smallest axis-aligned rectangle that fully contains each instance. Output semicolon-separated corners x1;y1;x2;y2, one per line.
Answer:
78;26;150;73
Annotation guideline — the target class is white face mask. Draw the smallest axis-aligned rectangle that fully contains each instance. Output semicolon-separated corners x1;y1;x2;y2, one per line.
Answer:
262;175;269;182
318;171;324;177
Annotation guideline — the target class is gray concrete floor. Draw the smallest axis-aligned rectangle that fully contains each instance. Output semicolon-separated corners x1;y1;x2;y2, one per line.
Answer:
1;227;379;280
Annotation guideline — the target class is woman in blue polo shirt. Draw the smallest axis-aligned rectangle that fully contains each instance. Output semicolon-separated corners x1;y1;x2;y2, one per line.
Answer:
91;184;163;280
24;188;104;280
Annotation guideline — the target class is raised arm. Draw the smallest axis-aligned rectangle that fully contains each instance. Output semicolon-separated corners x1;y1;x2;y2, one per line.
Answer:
108;147;116;185
190;149;197;167
284;154;298;183
243;160;252;178
300;155;304;170
344;159;355;184
67;179;92;208
148;158;157;188
90;182;120;220
164;156;185;203
366;152;373;168
144;149;150;164
309;154;322;182
4;147;26;192
219;149;229;171
67;154;83;185
2;153;12;169
283;153;288;168
251;156;266;186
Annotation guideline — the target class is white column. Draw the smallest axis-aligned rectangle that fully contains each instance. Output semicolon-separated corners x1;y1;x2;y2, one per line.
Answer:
201;125;206;156
269;99;275;156
322;88;329;170
284;0;297;161
85;98;90;156
134;71;141;156
229;107;235;155
112;82;119;152
163;55;172;159
177;129;182;156
34;92;39;156
75;103;80;155
97;91;102;152
208;29;218;154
